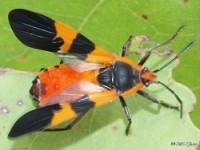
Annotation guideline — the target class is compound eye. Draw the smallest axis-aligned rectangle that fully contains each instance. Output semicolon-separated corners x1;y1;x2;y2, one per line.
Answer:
142;78;150;87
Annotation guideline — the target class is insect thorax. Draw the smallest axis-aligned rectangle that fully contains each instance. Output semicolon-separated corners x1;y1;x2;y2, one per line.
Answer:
97;60;139;94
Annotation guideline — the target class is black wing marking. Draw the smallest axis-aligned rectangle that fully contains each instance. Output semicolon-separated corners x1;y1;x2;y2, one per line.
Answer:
8;9;63;52
8;104;61;137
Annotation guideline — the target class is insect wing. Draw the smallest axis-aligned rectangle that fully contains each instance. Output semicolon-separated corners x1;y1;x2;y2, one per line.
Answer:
8;90;117;137
8;9;116;64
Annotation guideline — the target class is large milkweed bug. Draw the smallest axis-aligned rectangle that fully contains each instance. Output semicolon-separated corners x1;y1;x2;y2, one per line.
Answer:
8;9;195;137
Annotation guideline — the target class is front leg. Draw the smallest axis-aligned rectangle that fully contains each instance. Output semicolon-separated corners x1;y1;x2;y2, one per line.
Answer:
121;25;185;65
121;35;151;57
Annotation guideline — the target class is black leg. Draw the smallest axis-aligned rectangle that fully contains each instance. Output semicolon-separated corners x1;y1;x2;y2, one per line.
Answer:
137;25;185;65
121;35;152;57
44;110;89;132
149;25;185;52
154;81;183;118
121;36;133;56
121;25;185;62
119;96;132;135
138;52;151;65
137;90;180;114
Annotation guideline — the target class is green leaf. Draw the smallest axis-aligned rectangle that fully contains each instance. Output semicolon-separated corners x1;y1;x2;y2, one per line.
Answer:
0;0;200;150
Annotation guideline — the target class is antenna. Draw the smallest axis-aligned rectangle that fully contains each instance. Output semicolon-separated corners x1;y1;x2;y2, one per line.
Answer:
153;40;195;73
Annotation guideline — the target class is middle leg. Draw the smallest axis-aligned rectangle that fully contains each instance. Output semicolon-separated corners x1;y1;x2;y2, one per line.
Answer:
119;96;132;135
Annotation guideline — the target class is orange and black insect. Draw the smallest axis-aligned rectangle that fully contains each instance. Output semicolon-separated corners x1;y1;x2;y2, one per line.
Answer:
8;9;195;137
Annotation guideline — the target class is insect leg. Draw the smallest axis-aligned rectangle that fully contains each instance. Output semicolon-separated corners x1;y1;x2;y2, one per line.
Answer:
137;90;181;115
148;25;185;52
121;36;133;56
119;96;132;135
121;35;151;57
137;51;151;65
122;25;184;66
44;110;89;132
138;25;185;66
